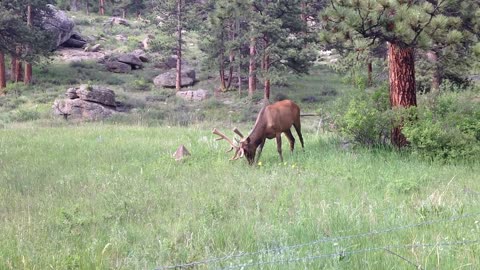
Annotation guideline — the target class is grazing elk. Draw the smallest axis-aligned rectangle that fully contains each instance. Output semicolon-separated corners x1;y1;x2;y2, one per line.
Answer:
213;99;304;165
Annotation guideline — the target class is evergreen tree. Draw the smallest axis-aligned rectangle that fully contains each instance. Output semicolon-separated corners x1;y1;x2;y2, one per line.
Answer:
320;0;472;147
154;0;201;91
0;0;55;91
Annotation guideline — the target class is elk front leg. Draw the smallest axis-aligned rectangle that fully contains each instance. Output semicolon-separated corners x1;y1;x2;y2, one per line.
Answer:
276;134;283;162
255;139;266;164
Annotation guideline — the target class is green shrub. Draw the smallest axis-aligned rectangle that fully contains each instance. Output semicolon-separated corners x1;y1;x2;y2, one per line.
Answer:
402;90;480;162
338;88;391;146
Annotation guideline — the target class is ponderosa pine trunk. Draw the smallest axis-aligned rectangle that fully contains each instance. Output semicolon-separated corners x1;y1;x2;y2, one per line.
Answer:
426;50;440;92
13;46;23;83
175;0;182;91
262;36;271;100
71;0;78;11
10;55;16;81
219;52;226;90
388;42;417;148
0;52;6;93
367;61;372;87
99;0;105;15
24;4;33;85
248;36;256;97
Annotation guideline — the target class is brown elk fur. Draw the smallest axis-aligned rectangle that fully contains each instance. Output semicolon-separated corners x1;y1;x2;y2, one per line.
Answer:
239;99;304;165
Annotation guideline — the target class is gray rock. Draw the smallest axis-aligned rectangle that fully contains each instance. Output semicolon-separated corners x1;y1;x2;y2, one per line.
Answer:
176;89;210;101
164;55;188;69
43;5;76;49
153;68;195;88
66;87;79;99
106;61;132;73
76;85;116;107
131;49;149;62
87;44;102;52
62;37;87;48
117;54;143;69
52;98;116;121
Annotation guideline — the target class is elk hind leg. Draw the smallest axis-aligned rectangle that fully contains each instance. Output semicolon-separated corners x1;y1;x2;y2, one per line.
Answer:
293;121;304;149
276;134;283;162
284;130;295;152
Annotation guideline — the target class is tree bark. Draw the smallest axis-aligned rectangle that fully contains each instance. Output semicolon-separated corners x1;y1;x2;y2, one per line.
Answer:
175;0;182;91
13;46;23;83
99;0;105;15
71;0;78;11
263;38;270;100
426;50;440;92
248;37;256;96
236;17;242;95
219;52;226;91
0;52;6;93
388;42;417;148
24;4;33;85
367;60;372;87
10;54;16;81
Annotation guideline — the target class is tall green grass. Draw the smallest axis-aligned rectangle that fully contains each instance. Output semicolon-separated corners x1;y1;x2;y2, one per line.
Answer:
1;124;479;269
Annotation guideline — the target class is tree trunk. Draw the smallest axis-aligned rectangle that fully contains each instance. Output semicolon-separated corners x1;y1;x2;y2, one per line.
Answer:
263;44;270;100
426;50;440;92
175;0;182;91
86;1;90;15
387;42;417;148
122;9;126;19
367;60;372;87
13;46;23;83
0;51;6;93
24;4;33;85
218;31;226;91
248;37;256;97
99;0;105;15
236;18;242;95
10;55;16;81
71;0;78;11
219;54;226;91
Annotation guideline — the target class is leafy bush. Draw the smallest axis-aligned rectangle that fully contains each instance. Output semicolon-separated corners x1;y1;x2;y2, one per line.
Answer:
337;87;391;146
402;90;480;162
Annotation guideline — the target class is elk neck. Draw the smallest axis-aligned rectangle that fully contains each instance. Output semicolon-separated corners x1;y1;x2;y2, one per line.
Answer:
246;106;268;147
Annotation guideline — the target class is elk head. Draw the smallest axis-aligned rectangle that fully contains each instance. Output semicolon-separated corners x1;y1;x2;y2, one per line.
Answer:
213;127;259;165
212;128;244;160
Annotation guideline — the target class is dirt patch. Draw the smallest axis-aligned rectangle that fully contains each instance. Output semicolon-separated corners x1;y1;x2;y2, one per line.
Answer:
55;47;106;62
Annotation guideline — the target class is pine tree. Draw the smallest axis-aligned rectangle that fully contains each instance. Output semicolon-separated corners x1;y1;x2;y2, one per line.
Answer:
0;0;55;90
320;0;472;147
155;0;201;91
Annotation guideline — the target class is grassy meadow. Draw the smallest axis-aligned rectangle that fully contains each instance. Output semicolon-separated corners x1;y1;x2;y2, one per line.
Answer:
1;123;479;269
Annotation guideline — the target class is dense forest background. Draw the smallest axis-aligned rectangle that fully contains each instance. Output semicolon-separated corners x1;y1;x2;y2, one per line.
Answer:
1;0;479;158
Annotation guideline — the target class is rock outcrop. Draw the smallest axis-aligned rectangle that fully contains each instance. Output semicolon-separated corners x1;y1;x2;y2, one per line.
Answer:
43;5;86;49
105;61;132;73
153;66;196;88
53;85;117;121
176;89;209;101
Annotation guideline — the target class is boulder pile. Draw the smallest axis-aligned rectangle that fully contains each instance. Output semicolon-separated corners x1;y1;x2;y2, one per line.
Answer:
53;85;118;121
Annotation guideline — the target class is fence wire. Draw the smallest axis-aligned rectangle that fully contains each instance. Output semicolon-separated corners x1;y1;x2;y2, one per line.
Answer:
218;239;480;270
155;211;480;270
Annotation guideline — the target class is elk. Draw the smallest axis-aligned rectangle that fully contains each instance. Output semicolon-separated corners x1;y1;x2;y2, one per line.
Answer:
213;99;304;165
